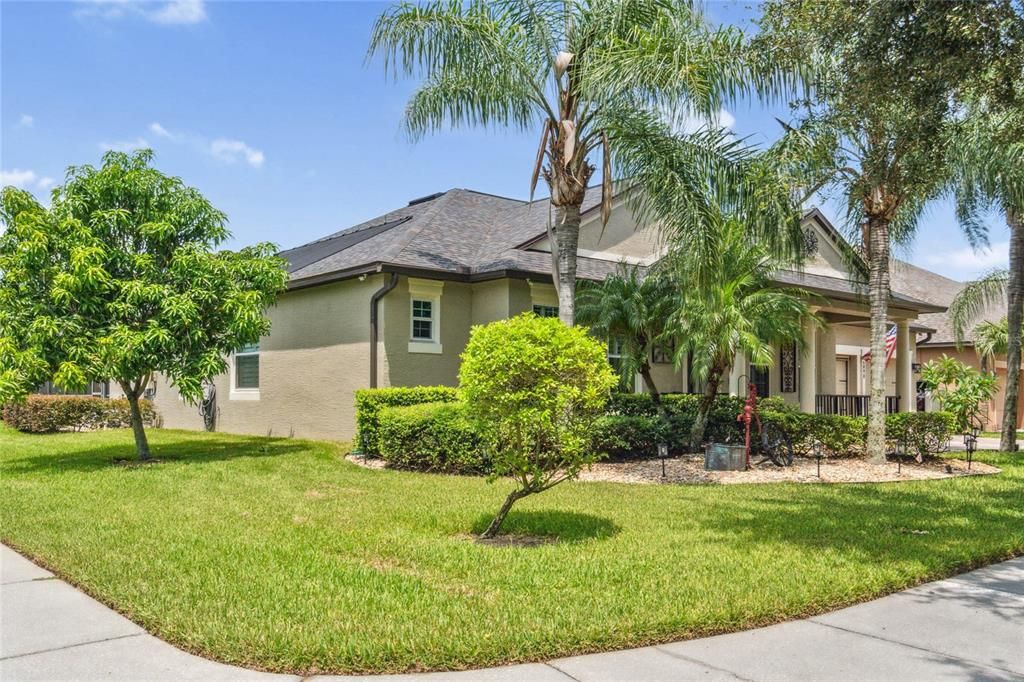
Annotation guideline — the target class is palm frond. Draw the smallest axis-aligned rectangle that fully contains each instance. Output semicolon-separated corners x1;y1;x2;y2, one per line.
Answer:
950;268;1009;344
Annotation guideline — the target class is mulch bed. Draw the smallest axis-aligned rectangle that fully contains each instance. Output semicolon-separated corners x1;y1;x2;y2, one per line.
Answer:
576;455;1001;485
346;453;1001;485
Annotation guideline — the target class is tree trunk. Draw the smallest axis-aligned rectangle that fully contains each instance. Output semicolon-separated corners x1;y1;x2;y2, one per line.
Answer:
689;364;724;451
638;361;661;404
480;488;528;539
866;215;891;463
1001;207;1023;452
121;382;152;461
553;203;581;326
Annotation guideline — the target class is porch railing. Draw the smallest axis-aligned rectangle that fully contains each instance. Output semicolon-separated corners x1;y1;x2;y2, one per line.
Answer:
815;394;899;416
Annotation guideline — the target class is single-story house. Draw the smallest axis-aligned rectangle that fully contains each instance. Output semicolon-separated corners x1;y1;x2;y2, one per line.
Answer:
891;263;1022;429
152;187;946;442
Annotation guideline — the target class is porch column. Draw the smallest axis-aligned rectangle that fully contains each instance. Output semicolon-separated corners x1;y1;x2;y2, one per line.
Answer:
817;325;837;395
896;320;914;412
799;316;817;413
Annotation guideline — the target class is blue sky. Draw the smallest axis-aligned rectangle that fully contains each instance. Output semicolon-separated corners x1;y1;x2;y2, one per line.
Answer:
1;0;1010;281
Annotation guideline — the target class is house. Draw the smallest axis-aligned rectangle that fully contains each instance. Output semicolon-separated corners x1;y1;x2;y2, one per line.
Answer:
152;188;945;442
890;262;1021;429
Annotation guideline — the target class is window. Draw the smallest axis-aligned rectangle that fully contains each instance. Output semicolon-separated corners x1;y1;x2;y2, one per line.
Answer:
411;299;434;340
607;337;631;390
234;343;260;390
532;304;559;318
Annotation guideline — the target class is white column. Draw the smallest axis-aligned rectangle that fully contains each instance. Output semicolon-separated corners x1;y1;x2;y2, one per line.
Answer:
800;317;817;413
728;351;747;396
817;325;837;395
896;320;914;412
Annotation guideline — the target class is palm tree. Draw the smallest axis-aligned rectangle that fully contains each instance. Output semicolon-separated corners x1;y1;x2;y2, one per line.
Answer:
948;102;1024;451
974;318;1009;371
664;217;815;449
576;264;675;402
368;0;794;325
755;0;1016;462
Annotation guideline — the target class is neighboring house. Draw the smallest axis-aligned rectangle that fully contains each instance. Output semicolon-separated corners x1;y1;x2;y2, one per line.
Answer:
152;188;944;442
891;262;1022;429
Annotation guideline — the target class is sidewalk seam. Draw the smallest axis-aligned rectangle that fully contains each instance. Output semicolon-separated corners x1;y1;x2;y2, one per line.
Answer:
0;632;143;662
1;576;57;586
653;646;755;682
807;617;1021;677
543;661;584;681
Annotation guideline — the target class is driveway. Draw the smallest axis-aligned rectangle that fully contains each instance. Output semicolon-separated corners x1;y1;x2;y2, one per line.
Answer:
2;545;1021;681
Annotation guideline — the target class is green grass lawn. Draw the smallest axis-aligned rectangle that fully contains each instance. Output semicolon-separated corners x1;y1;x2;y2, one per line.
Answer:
2;427;1023;674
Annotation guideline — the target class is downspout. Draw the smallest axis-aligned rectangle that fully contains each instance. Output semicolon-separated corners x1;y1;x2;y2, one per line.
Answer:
370;272;399;388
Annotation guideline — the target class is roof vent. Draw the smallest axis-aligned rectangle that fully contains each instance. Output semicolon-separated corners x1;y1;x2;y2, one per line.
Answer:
408;191;445;206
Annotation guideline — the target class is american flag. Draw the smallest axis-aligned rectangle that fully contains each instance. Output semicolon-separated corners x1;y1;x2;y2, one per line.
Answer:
862;325;898;368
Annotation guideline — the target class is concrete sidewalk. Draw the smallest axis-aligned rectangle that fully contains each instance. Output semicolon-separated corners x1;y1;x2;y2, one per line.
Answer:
2;545;1022;681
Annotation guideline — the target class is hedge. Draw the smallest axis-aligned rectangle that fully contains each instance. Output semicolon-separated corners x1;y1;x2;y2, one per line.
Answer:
376;401;486;474
1;395;158;433
353;386;459;454
356;388;957;468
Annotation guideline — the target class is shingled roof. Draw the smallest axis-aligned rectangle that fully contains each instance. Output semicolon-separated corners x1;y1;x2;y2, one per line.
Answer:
889;260;1006;345
278;188;947;315
280;186;622;287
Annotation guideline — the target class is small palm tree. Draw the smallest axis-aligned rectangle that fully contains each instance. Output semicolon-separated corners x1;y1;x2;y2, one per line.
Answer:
664;218;815;449
576;264;675;403
369;0;797;325
974;318;1009;371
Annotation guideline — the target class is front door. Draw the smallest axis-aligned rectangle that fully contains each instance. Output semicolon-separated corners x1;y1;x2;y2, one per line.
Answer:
835;358;850;395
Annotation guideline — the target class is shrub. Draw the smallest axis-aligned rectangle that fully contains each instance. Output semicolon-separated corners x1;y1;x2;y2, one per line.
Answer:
920;356;999;432
593;414;669;457
377;402;486;474
761;409;956;459
885;411;956;458
460;314;618;538
354;386;459;454
1;395;158;433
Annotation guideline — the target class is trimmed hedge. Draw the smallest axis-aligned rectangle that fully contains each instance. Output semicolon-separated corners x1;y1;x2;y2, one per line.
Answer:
354;386;459;454
356;388;957;468
377;402;486;474
2;395;158;433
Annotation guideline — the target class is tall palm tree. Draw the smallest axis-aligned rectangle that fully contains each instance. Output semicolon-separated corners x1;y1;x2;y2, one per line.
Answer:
948;103;1024;451
368;0;795;325
664;217;815;449
576;264;675;402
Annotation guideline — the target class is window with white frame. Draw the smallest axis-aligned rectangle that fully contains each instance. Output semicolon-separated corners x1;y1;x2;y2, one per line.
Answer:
407;278;444;354
607;337;631;390
234;343;260;390
532;304;559;318
411;299;434;340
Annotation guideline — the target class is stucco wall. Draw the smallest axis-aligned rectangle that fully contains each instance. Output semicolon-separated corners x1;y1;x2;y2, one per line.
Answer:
381;276;472;388
153;275;382;442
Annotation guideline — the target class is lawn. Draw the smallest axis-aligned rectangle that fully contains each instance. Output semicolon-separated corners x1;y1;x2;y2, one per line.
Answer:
2;427;1023;674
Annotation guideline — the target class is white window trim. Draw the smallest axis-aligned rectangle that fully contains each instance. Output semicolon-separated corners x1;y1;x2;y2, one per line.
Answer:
229;346;261;401
408;278;444;354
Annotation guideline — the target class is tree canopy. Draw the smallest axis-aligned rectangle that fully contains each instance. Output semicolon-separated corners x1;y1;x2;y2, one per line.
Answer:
0;150;288;458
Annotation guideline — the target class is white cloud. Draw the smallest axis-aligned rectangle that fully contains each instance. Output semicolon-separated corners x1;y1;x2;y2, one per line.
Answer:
149;0;206;25
209;138;264;168
1;170;56;195
74;0;207;25
18;114;34;128
98;137;149;152
924;240;1009;278
667;107;736;135
1;169;38;189
148;121;176;139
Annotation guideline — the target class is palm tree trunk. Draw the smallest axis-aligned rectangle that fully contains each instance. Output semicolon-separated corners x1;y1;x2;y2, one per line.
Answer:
1001;207;1023;452
553;203;581;326
690;364;724;450
120;381;152;461
638;361;661;404
866;215;891;463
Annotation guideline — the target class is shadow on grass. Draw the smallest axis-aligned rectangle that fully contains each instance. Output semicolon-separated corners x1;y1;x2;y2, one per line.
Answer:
471;509;620;544
2;432;309;476
692;469;1024;575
